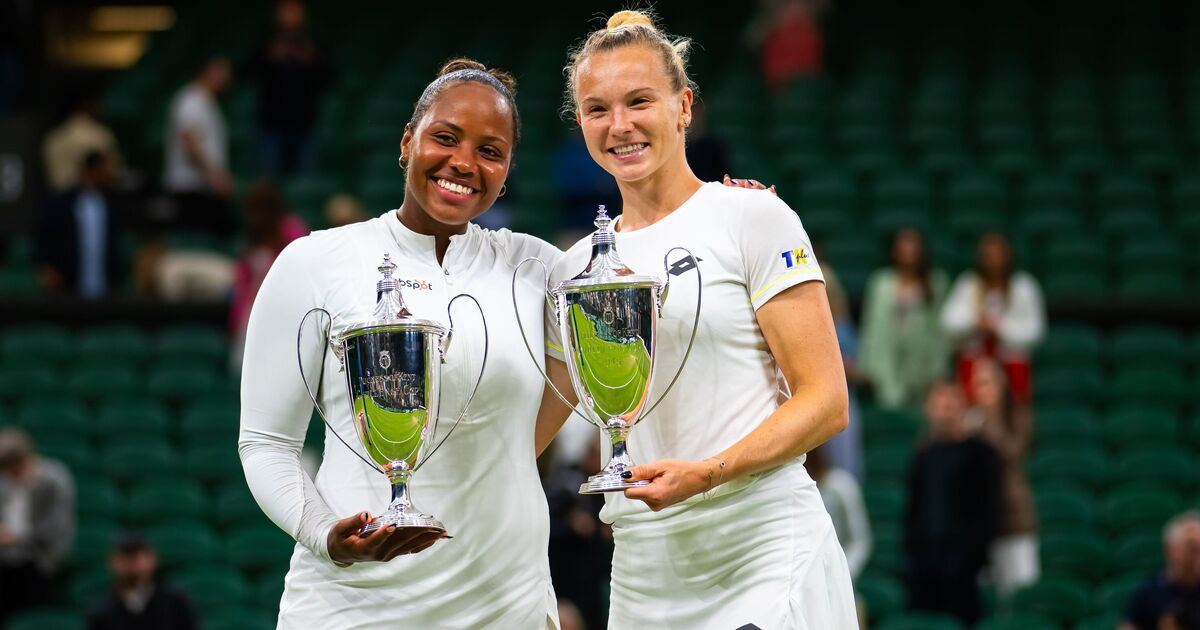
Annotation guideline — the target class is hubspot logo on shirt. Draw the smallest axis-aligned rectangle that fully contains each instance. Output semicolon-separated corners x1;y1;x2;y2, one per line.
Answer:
398;278;434;291
780;248;810;269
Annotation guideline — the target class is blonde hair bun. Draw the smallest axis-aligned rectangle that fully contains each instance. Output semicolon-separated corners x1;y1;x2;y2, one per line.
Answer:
606;10;655;31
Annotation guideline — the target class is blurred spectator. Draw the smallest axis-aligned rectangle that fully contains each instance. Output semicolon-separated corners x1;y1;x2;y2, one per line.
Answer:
969;358;1039;599
942;232;1045;405
86;531;198;630
42;91;120;192
250;0;332;178
683;101;730;183
805;445;871;579
820;263;863;480
860;228;951;411
544;433;612;630
230;180;309;370
904;381;1002;626
33;149;125;298
324;193;367;228
747;0;829;90
163;56;235;236
0;428;75;623
1120;511;1200;630
1162;595;1200;630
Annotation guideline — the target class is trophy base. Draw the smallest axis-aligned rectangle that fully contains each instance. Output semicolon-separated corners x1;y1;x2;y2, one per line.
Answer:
580;472;650;494
359;511;446;536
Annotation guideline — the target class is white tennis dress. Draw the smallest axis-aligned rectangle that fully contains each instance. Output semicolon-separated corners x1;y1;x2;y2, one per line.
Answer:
239;211;561;629
547;183;859;629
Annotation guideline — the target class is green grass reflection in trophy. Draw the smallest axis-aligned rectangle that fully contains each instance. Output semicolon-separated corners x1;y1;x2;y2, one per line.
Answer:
298;254;487;534
513;206;701;494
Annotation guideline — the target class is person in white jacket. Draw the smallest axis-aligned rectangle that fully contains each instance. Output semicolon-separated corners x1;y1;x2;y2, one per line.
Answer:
941;231;1045;405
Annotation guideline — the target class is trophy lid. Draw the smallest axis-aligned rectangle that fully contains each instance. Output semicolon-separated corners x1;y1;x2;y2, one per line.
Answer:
557;206;661;292
340;254;446;338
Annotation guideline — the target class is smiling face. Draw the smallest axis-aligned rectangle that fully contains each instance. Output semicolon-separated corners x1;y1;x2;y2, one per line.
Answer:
400;82;514;230
574;45;692;185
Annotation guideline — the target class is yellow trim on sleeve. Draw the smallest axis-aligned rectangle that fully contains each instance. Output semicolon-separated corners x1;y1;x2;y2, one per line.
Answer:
545;340;563;353
751;270;821;303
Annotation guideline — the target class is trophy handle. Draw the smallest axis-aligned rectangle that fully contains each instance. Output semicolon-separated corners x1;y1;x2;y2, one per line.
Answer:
511;257;593;423
295;307;382;472
415;293;487;470
638;247;703;422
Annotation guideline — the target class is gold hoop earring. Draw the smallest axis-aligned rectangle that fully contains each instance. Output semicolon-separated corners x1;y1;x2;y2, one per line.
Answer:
498;185;507;198
397;156;406;170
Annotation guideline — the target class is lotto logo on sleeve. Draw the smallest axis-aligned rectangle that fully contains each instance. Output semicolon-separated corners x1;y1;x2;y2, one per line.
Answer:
780;247;811;269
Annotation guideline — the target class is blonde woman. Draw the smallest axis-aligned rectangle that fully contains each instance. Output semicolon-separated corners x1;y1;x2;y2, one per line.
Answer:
537;11;857;628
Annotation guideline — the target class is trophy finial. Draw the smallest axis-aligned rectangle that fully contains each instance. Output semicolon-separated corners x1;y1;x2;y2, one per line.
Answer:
595;205;610;230
375;253;412;319
378;253;397;279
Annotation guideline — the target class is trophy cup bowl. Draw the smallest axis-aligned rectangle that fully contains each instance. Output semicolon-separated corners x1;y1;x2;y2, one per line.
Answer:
512;206;701;494
300;254;486;534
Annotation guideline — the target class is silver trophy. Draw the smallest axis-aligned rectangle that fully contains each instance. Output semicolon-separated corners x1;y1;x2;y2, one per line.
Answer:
298;254;486;534
513;207;700;494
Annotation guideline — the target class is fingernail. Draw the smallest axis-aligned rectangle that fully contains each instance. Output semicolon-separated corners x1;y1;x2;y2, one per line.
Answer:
621;471;632;479
723;173;730;180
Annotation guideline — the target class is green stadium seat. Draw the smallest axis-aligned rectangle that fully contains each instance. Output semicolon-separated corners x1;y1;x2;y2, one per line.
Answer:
872;208;932;234
1042;269;1107;301
1111;368;1188;407
1028;446;1107;490
0;367;57;402
205;609;276;630
155;326;228;364
183;444;244;483
1109;327;1185;365
874;171;933;214
1114;532;1165;576
1033;404;1096;445
257;570;287;614
1042;235;1102;269
1011;577;1090;625
78;480;124;521
95;400;171;440
78;326;151;363
1034;485;1097;533
40;437;89;468
876;612;963;630
973;613;1058;630
146;366;222;403
1102;487;1181;535
1118;271;1185;297
864;484;905;526
821;236;884;270
224;525;296;572
6;609;84;630
174;566;250;609
1114;448;1196;494
1038;529;1108;582
866;527;903;576
1034;325;1101;367
180;401;241;445
215;482;265;528
69;366;141;402
861;406;922;446
16;399;87;444
1099;208;1164;237
69;567;112;609
1034;365;1103;403
148;523;221;569
128;480;207;523
1059;147;1111;176
1100;407;1179;449
72;520;120;568
1094;572;1148;614
1097;173;1156;209
101;439;177;482
1;325;73;364
866;445;913;480
856;571;905;624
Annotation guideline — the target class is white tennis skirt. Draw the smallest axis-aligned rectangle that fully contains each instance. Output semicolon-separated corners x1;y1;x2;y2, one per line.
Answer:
607;461;858;630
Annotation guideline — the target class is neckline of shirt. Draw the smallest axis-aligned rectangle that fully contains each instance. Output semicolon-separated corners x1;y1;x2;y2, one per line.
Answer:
611;181;718;238
380;209;479;270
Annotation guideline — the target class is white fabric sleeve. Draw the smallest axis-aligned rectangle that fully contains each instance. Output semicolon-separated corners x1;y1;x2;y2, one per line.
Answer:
238;238;340;563
735;190;825;310
998;273;1046;352
940;272;978;342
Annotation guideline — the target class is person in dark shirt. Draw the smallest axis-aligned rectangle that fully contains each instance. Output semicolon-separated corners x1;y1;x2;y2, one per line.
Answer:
1121;511;1200;630
250;0;332;178
903;380;1003;626
86;532;197;630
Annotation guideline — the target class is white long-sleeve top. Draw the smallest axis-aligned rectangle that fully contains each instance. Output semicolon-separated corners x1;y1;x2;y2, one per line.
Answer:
239;211;561;629
941;270;1046;356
